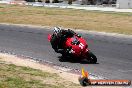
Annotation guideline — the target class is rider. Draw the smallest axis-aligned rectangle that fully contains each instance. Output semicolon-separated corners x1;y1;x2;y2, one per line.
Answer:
50;27;80;54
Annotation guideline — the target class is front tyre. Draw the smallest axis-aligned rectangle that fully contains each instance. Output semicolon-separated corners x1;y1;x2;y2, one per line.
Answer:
87;51;97;63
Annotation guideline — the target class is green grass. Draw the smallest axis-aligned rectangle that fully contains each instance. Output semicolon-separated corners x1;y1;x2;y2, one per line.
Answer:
0;4;132;34
0;63;80;88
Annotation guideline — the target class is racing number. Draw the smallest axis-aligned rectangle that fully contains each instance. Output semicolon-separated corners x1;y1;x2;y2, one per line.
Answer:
79;43;84;49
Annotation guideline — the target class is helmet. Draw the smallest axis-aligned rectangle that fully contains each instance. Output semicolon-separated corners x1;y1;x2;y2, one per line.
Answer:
53;27;61;34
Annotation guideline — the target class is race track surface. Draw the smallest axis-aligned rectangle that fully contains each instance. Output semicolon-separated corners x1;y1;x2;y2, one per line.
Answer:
0;24;132;80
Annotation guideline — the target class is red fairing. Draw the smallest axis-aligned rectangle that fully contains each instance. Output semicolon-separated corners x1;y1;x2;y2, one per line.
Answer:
48;34;51;41
64;36;89;58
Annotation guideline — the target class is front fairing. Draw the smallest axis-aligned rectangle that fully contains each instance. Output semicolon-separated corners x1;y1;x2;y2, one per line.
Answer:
64;36;89;58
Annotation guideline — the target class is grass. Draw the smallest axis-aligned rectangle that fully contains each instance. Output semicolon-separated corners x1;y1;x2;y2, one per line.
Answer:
0;4;132;34
0;63;80;88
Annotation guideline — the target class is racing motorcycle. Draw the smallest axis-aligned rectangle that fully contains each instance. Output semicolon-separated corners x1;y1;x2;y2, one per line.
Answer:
48;29;97;63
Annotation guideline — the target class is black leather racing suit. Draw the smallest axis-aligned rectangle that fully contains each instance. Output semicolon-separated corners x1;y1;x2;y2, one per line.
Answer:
50;29;75;53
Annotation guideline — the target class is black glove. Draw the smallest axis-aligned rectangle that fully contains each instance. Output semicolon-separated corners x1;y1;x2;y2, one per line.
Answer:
76;34;81;38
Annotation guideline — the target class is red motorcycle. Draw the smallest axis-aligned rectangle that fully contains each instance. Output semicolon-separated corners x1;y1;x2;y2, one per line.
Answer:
48;32;97;63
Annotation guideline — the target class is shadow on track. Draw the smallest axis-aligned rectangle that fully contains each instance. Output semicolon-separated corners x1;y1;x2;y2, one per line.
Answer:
58;56;99;64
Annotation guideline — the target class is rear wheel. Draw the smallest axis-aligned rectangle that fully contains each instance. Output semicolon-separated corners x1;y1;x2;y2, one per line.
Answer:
87;51;97;63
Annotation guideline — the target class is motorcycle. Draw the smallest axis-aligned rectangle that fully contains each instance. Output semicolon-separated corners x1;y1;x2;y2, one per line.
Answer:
48;30;97;63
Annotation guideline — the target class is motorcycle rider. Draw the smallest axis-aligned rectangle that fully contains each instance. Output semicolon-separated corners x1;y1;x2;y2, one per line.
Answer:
50;27;81;54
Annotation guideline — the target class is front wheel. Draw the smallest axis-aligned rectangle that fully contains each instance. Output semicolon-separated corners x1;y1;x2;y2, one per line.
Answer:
87;51;97;63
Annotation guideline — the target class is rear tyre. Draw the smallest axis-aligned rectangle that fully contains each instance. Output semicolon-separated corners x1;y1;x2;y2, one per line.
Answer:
87;51;97;63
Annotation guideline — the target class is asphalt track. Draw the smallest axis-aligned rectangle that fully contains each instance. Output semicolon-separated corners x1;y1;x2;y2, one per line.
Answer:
0;24;132;80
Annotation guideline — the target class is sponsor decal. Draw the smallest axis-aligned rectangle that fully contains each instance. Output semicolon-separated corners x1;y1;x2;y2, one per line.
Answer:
78;68;131;86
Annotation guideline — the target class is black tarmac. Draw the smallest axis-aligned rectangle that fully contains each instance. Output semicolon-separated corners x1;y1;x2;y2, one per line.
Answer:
0;24;132;80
